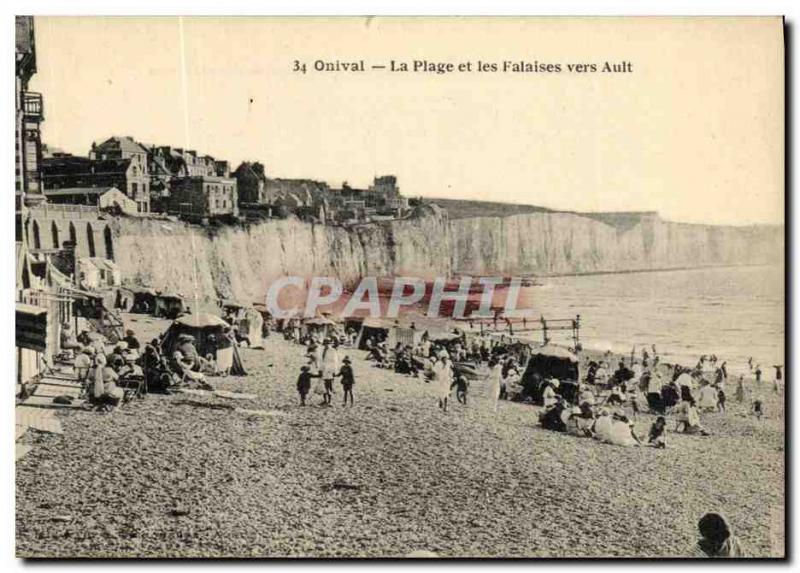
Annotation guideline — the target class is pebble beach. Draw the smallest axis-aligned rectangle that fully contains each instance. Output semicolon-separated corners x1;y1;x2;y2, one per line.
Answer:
16;316;785;558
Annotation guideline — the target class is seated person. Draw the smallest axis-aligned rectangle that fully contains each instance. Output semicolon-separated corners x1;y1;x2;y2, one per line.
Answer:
607;414;641;447
697;382;719;411
674;398;710;435
592;409;614;442
565;404;594;436
539;400;567;432
605;383;626;406
60;322;81;350
89;354;125;407
122;329;141;350
541;379;559;408
74;350;93;380
578;385;596;407
171;350;207;383
176;334;213;372
572;402;596;436
648;416;667;448
661;382;681;409
106;344;127;371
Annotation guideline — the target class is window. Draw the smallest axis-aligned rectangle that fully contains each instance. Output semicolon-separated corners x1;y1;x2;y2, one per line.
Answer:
132;182;138;195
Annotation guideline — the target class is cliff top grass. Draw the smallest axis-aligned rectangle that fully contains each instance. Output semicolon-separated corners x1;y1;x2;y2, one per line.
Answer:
428;198;555;220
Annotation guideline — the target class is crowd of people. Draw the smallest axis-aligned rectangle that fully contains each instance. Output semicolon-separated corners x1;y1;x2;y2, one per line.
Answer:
533;348;779;448
59;322;145;410
58;316;254;410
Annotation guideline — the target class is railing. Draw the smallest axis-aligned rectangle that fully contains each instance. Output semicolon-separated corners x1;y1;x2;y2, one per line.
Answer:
23;92;43;120
29;203;100;220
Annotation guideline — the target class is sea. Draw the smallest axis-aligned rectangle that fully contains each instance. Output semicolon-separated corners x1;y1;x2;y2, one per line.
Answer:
517;265;785;375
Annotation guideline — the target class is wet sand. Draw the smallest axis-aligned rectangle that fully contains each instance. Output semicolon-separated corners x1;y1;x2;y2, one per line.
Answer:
16;315;785;558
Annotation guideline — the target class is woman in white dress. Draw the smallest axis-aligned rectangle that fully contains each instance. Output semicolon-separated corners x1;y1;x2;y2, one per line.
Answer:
487;359;503;412
432;353;453;412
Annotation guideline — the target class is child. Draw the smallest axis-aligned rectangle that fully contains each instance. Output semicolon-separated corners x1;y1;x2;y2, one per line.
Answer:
320;340;340;406
296;365;319;406
734;375;746;403
336;356;355;406
451;371;469;405
717;384;726;413
752;396;765;420
628;388;641;421
648;416;667;448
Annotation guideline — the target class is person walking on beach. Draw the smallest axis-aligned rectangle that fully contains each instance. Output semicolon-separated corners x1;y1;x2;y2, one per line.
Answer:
487;358;503;412
772;365;783;395
452;371;469;406
717;383;727;414
320;339;340;406
336;356;355;406
432;351;453;412
735;375;746;403
751;395;765;420
754;364;763;386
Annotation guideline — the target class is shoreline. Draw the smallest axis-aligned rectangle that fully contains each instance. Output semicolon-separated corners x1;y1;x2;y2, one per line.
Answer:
528;262;781;280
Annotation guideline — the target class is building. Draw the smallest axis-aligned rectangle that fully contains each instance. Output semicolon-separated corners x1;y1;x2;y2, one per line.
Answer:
166;176;239;222
148;146;233;212
90;136;150;212
15;16;75;387
41;154;151;213
77;257;121;290
264;177;330;206
15;15;45;217
369;175;408;212
233;161;268;204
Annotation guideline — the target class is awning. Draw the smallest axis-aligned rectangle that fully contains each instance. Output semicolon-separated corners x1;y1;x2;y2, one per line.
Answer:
174;313;229;328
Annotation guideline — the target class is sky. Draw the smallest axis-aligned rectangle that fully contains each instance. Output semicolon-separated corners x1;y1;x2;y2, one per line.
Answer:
29;16;784;225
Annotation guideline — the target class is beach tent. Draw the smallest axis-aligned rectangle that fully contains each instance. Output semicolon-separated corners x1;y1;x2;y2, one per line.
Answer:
356;317;391;349
521;345;580;403
154;292;186;319
160;313;246;376
126;286;158;314
303;316;337;340
251;302;272;321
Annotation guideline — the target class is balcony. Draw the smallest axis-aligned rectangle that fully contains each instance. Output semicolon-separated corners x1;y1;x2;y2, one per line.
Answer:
22;92;43;120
